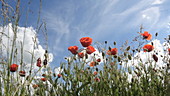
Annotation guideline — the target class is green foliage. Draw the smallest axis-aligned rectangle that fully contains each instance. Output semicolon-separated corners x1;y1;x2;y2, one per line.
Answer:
0;0;170;96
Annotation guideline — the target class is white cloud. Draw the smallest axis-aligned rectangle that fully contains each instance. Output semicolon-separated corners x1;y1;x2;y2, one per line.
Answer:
123;39;170;83
141;7;160;25
0;23;53;71
142;14;150;19
152;0;165;5
0;23;55;95
54;67;63;74
124;39;168;70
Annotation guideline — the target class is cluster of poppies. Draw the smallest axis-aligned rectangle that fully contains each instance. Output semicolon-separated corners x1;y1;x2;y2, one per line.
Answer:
68;37;118;57
36;57;62;82
140;31;152;40
140;31;170;54
9;50;62;85
140;31;154;52
68;33;170;69
140;31;158;62
68;37;96;56
141;31;170;62
9;32;170;85
68;37;118;66
68;37;119;82
36;50;49;67
36;57;48;67
10;64;26;77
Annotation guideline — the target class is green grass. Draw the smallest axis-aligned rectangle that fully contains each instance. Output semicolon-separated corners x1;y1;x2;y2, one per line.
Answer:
0;0;170;96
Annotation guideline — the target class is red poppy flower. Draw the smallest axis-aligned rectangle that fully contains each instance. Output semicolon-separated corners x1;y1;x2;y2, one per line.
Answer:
93;71;98;75
97;58;101;62
80;37;92;47
143;44;154;52
32;84;39;89
107;50;112;55
42;74;46;77
43;59;48;66
152;54;158;62
78;52;84;58
37;58;41;67
10;64;19;72
68;46;78;55
57;74;62;78
86;46;96;54
81;70;84;73
41;78;47;81
110;62;115;66
94;77;100;82
90;61;96;67
140;31;152;40
107;48;118;55
168;48;170;55
19;71;26;77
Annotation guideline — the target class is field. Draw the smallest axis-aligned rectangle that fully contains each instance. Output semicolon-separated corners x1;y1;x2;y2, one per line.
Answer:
0;0;170;96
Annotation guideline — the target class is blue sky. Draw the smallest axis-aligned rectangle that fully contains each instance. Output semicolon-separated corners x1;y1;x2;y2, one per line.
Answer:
5;0;170;68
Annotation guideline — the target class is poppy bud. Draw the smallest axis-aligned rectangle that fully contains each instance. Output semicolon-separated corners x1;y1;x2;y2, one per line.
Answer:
132;50;135;53
105;41;107;44
87;67;90;70
153;68;157;72
137;73;141;77
102;52;105;58
43;59;48;65
151;42;154;46
32;84;39;89
152;54;158;62
93;71;98;75
94;77;100;82
109;47;111;51
85;53;88;59
45;50;48;53
41;78;47;81
42;74;46;77
96;68;98;71
26;76;30;80
57;74;62;78
113;41;116;45
155;33;158;37
19;71;26;77
53;73;56;77
97;58;101;62
37;58;41;67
